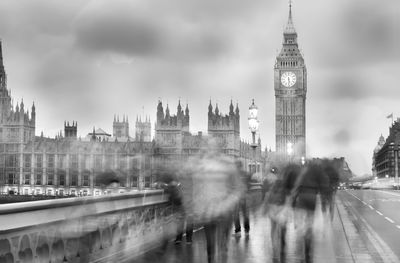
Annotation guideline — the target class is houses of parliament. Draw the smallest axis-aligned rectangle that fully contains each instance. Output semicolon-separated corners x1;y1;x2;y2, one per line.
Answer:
0;41;261;196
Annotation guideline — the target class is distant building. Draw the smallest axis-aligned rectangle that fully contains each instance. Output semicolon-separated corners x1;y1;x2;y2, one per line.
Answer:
113;115;129;140
86;127;112;142
374;120;400;178
135;116;151;142
372;134;385;177
153;100;262;180
0;40;262;196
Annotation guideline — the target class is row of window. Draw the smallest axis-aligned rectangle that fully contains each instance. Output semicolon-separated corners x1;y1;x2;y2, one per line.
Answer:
3;154;138;170
6;173;140;187
280;61;298;67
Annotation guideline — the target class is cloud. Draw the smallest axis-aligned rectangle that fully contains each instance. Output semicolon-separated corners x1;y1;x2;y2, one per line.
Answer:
333;129;351;146
72;0;244;62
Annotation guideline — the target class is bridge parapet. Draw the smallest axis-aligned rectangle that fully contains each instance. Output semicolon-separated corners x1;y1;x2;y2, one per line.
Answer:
0;190;174;263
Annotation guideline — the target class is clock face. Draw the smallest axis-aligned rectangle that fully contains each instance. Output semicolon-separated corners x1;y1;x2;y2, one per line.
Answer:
281;71;297;87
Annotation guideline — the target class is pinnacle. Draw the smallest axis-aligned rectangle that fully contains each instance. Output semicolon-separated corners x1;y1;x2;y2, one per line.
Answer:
284;1;296;34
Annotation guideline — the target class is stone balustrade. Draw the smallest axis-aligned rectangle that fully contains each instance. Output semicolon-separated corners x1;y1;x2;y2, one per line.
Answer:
0;190;174;263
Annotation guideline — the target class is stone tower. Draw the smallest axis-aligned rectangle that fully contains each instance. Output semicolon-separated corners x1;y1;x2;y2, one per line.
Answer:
135;115;151;142
207;100;240;157
113;114;129;139
155;100;189;152
64;121;77;139
0;41;35;144
274;3;307;160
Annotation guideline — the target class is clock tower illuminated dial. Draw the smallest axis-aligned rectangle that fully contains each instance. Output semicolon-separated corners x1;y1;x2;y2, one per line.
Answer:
281;71;296;87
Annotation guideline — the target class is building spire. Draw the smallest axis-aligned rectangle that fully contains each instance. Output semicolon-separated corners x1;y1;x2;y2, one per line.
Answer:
0;40;3;67
0;39;6;91
284;0;296;34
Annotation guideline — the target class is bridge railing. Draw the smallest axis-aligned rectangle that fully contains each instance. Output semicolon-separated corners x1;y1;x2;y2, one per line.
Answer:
0;184;264;263
0;190;175;263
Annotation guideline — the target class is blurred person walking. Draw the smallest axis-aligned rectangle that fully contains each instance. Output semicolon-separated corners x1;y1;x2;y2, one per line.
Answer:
321;160;340;221
233;161;251;236
183;149;245;263
263;164;300;263
292;162;330;263
175;166;194;244
262;166;279;201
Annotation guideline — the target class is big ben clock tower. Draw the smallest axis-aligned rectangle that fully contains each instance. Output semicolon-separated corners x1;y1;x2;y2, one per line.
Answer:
275;2;307;161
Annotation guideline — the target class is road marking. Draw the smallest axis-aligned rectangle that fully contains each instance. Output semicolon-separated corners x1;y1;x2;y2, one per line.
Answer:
396;225;400;229
368;205;374;210
362;201;367;205
385;217;395;224
376;211;383;216
341;198;400;263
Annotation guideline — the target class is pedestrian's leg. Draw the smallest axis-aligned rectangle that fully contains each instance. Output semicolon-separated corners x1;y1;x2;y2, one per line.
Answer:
304;210;315;263
242;198;250;233
270;219;280;261
221;216;232;263
304;226;313;263
234;204;241;234
174;210;184;243
330;194;336;221
186;216;194;243
280;224;287;263
204;222;217;263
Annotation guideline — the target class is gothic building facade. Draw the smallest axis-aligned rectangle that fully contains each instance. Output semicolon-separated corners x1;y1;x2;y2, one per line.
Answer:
0;41;262;196
153;100;262;177
274;4;307;161
374;120;400;178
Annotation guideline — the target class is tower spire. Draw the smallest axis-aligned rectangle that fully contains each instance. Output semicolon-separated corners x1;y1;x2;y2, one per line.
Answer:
0;40;3;67
0;39;6;91
284;0;296;34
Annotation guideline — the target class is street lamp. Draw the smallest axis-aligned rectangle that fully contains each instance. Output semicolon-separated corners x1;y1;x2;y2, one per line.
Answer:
248;99;259;174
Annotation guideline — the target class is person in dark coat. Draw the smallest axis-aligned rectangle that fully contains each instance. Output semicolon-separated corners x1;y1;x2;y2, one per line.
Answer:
167;180;194;244
321;160;340;221
292;162;330;263
233;161;251;236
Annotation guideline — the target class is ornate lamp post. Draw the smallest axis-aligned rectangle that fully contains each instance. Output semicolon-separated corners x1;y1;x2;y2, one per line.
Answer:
248;99;259;174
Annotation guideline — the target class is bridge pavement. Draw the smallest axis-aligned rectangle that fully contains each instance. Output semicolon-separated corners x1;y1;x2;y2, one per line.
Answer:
106;192;398;263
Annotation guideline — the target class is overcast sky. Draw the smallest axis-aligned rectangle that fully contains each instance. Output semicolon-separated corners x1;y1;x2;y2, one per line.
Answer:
0;0;399;175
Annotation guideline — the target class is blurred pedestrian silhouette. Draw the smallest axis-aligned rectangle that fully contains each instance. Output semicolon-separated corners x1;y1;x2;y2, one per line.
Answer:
262;166;279;201
181;147;245;263
233;161;251;236
292;162;330;263
175;166;194;244
264;164;300;263
321;160;340;220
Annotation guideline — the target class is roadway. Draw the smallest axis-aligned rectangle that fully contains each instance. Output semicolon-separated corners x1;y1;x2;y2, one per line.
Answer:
338;189;400;262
